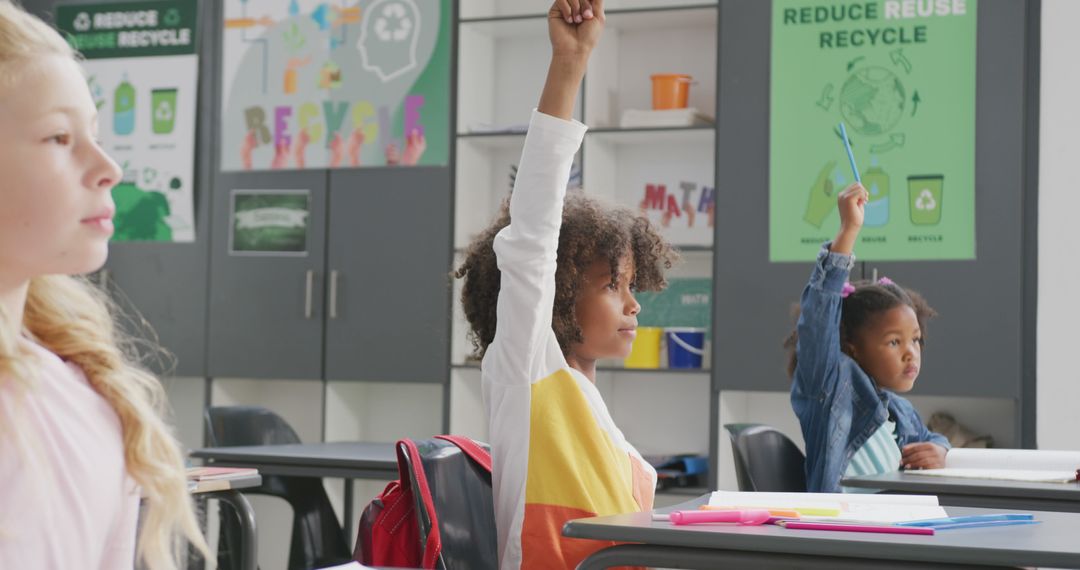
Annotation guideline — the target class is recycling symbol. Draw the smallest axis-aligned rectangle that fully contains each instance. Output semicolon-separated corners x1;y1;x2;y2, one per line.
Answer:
73;12;91;31
163;8;180;26
915;188;937;211
154;101;173;122
375;2;412;42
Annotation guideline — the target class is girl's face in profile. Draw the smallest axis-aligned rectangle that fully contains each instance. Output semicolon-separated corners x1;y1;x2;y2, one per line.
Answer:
0;55;122;283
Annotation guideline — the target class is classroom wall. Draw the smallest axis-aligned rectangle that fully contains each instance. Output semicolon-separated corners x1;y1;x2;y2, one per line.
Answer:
1036;0;1080;451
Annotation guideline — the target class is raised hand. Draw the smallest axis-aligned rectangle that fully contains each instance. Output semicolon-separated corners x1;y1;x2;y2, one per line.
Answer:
831;182;867;254
347;128;365;167
293;128;311;169
401;129;426;166
548;0;603;59
240;129;257;170
328;132;344;168
270;139;290;169
538;0;604;120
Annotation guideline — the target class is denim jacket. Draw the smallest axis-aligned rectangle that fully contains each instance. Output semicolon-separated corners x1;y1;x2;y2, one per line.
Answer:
790;243;950;492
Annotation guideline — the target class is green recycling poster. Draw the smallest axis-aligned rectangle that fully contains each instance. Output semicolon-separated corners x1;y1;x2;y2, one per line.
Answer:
769;0;976;261
57;0;199;242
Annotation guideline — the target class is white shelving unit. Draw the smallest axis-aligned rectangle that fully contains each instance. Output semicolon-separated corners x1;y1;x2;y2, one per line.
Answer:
452;1;720;501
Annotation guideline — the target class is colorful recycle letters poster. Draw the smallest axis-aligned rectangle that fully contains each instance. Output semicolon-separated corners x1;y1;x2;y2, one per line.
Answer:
57;0;199;242
769;0;976;261
220;0;450;171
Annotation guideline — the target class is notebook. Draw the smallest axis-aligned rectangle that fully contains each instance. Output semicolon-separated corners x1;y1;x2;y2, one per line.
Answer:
904;449;1080;483
186;466;259;481
708;491;948;524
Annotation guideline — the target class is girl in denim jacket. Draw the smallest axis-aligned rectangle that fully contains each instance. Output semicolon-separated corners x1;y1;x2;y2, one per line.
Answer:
785;182;950;493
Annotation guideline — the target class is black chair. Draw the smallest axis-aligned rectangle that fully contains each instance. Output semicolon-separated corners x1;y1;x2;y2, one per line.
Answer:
205;406;351;570
723;423;807;492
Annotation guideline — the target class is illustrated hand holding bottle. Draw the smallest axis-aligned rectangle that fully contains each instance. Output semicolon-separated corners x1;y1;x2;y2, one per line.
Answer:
804;160;838;228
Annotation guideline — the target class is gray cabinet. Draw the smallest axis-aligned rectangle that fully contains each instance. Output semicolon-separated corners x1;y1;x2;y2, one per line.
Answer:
325;167;452;383
205;167;453;383
207;171;328;380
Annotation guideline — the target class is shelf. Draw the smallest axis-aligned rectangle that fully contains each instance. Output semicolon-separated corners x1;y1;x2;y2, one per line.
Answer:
586;126;714;146
603;4;719;32
451;363;710;375
457;131;528;149
460;3;718;28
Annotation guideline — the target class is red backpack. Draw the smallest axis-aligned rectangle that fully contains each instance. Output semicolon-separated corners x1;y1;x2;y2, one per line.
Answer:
354;435;497;569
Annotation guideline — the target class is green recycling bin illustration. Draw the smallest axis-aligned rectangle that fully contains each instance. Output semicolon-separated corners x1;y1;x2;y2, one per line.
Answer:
152;88;178;134
908;175;944;226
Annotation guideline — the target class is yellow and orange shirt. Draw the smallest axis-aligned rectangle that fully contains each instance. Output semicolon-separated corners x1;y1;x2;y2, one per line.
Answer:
482;110;656;570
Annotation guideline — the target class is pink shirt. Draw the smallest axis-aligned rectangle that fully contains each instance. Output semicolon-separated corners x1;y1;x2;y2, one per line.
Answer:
0;339;138;569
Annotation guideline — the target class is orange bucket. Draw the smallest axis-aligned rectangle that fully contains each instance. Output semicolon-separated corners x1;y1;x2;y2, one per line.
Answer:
651;74;692;110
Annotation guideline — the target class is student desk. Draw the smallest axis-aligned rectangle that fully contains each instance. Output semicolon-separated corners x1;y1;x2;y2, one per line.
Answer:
562;495;1080;569
191;442;397;543
841;472;1080;513
191;473;262;570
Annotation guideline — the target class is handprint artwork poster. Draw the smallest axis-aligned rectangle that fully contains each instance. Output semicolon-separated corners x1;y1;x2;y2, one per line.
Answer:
221;0;450;171
56;0;199;242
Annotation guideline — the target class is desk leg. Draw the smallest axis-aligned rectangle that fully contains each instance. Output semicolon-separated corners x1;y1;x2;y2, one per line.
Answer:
574;544;1017;570
343;478;355;547
215;490;258;570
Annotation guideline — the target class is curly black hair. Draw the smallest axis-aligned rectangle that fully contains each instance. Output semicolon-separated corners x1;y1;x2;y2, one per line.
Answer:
784;279;938;378
454;190;680;359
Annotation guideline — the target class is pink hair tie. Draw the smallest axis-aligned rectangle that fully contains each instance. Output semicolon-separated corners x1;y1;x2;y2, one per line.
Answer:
877;277;894;286
841;282;856;298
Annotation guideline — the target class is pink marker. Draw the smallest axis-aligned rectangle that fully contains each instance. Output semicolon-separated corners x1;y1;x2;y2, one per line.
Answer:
668;509;772;526
779;521;934;535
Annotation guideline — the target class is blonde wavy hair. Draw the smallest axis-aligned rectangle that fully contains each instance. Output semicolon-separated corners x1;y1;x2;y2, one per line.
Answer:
0;2;211;568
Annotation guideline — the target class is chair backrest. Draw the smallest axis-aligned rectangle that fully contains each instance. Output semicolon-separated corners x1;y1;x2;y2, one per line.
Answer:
205;405;302;447
402;437;498;570
724;423;807;492
203;406;350;570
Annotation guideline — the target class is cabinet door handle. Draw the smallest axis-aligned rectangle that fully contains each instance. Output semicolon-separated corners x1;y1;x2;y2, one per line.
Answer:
329;270;339;320
304;270;314;319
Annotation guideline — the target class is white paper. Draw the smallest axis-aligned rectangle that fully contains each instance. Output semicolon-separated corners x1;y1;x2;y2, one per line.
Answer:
905;467;1079;483
945;448;1080;472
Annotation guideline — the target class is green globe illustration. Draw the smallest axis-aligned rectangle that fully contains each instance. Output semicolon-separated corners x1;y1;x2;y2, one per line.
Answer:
839;66;906;136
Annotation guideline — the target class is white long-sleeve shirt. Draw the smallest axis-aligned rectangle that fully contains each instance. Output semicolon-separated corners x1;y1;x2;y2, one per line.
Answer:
0;337;138;569
483;110;656;570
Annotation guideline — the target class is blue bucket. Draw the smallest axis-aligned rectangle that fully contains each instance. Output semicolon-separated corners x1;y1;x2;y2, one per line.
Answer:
666;327;706;369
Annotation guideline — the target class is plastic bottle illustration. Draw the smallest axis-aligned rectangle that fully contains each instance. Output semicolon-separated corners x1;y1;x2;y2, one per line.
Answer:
114;74;136;136
861;158;890;227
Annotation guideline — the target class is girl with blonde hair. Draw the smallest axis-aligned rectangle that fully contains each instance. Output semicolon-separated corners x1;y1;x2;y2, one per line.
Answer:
0;1;210;567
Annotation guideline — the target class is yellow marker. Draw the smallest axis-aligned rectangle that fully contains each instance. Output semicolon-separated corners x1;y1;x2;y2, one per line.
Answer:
700;505;839;517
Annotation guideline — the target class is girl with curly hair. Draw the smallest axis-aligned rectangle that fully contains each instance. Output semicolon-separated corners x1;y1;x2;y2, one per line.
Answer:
453;2;677;568
785;181;949;493
0;2;209;567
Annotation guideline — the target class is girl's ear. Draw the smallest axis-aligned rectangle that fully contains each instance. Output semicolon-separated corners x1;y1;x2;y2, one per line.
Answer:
842;342;858;359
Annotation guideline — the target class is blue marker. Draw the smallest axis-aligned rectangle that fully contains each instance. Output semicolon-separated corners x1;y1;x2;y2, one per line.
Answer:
838;122;861;184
